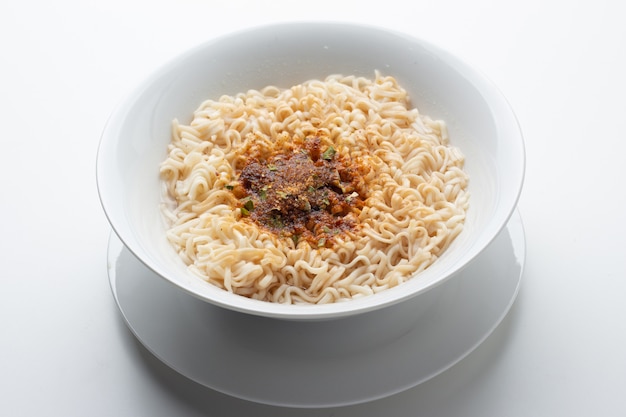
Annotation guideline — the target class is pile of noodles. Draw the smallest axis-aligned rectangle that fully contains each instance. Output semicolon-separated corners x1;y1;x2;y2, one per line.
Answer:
159;72;469;304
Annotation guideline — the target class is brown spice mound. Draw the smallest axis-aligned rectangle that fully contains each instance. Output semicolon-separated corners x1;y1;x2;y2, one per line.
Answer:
229;135;369;247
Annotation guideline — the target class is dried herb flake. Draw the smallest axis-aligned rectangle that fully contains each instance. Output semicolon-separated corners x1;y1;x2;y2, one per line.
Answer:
321;146;336;160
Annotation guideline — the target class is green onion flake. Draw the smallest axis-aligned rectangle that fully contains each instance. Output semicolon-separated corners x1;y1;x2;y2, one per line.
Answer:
321;146;336;160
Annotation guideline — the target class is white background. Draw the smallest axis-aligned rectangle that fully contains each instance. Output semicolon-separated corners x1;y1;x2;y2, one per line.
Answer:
1;0;625;416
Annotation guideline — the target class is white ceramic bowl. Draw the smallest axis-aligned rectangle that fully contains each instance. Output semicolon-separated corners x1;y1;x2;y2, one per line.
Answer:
97;22;524;320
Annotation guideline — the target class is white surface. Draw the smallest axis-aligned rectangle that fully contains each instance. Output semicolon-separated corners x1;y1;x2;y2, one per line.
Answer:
96;21;524;319
1;1;625;416
108;211;523;407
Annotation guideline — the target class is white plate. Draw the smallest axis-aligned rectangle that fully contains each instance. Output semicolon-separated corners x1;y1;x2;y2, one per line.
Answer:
108;211;525;408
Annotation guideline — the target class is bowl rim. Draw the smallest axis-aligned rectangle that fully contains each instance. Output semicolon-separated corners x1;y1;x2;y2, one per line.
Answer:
97;21;525;320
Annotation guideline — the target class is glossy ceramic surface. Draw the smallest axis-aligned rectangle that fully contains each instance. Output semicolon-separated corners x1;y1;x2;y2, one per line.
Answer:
97;22;525;319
